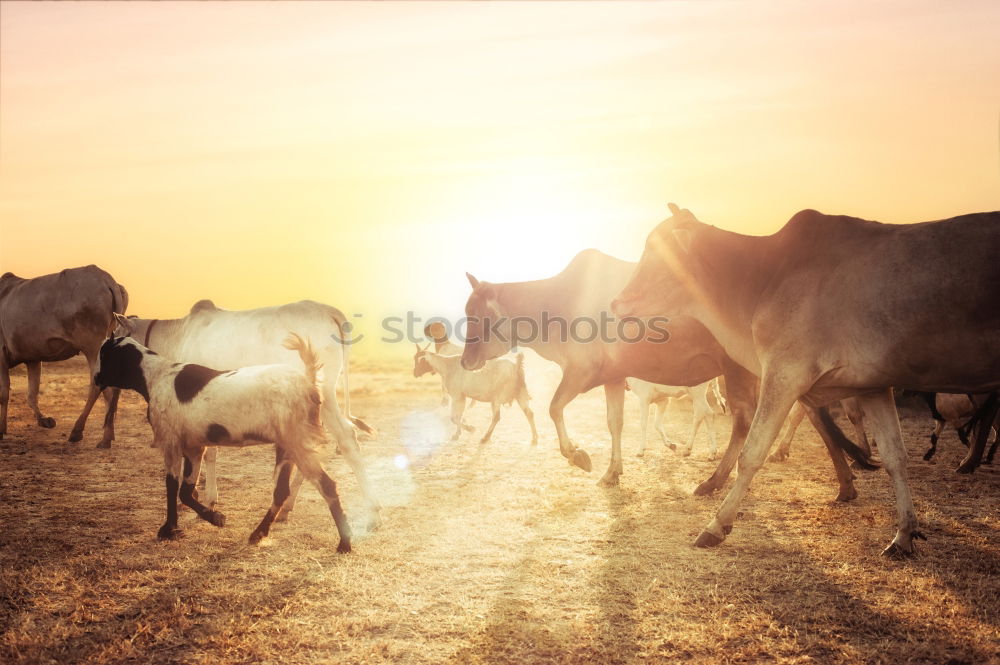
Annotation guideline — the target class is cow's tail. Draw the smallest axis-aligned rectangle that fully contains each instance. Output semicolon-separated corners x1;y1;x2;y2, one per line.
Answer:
283;333;325;435
333;313;376;438
815;406;880;470
105;282;129;336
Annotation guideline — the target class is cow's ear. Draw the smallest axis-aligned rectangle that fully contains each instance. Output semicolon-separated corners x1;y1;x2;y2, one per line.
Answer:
113;312;133;334
672;228;693;254
668;202;682;216
466;272;480;290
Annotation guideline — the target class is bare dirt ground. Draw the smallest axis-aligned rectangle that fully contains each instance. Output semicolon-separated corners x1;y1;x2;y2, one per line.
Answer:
1;354;998;665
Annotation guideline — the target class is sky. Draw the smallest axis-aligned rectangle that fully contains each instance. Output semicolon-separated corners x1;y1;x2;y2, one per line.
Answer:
1;1;998;357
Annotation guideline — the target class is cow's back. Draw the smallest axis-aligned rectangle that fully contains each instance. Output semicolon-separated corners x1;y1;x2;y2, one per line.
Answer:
171;300;347;377
0;265;122;364
759;210;1000;391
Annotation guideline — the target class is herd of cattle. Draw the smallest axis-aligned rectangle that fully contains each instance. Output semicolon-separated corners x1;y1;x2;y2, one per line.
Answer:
1;203;997;558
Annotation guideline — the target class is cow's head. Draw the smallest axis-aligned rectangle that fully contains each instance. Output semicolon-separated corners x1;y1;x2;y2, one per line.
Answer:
412;343;435;378
112;312;137;337
461;273;510;371
94;336;150;401
612;202;710;320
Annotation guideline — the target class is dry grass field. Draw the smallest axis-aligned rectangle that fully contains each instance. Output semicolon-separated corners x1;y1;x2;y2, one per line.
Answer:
1;355;998;665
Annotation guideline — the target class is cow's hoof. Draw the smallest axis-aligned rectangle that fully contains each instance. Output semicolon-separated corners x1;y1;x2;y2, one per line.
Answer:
365;514;383;532
274;511;291;523
636;451;645;458
248;530;267;545
679;447;693;458
955;460;978;474
768;451;788;463
668;443;677;451
693;480;717;496
597;472;620;488
835;487;858;502
206;510;226;527
571;449;592;472
68;430;84;443
157;525;183;540
38;417;56;429
881;542;915;559
694;530;725;548
530;438;538;447
337;539;352;554
95;440;112;449
479;436;490;445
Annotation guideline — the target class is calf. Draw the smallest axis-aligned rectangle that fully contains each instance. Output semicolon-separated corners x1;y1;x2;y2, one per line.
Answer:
413;345;538;445
94;334;351;552
626;378;725;458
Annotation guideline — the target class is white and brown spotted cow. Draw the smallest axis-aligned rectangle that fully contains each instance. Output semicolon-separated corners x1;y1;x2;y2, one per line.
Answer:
0;265;128;447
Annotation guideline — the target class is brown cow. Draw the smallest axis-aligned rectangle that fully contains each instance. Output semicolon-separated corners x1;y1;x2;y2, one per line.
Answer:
613;203;1000;556
461;249;874;497
0;265;127;447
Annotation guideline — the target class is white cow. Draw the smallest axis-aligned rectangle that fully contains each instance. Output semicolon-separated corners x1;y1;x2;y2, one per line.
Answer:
114;300;379;526
614;203;1000;556
626;378;725;458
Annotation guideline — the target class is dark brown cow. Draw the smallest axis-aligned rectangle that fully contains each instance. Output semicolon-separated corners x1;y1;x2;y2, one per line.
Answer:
0;265;127;447
613;203;1000;556
460;250;873;496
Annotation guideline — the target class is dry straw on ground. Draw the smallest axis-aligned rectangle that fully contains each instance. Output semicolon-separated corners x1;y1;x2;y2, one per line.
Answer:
1;356;997;664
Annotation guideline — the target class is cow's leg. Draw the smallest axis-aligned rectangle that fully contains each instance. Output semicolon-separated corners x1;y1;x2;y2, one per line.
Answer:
178;448;225;527
855;389;925;557
25;362;56;428
96;388;120;448
514;389;538;445
695;363;756;496
0;359;10;440
69;353;103;445
158;449;184;540
654;401;671;448
957;393;999;474
322;400;381;529
768;401;805;462
842;397;872;456
450;397;471;440
250;448;295;544
637;398;650;457
802;405;857;502
549;371;592;472
274;467;305;522
705;412;719;459
202;446;219;507
598;378;626;487
695;370;799;547
479;401;502;444
681;407;701;458
924;420;945;461
986;426;998;465
288;447;352;553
